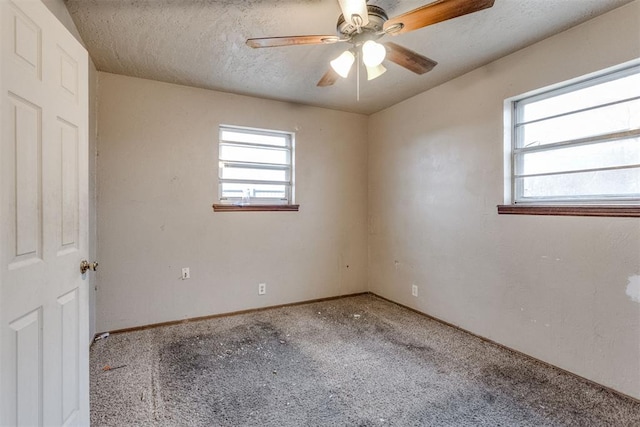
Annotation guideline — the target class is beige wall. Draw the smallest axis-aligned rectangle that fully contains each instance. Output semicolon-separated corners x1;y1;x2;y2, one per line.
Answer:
96;73;369;332
92;0;638;399
368;1;640;399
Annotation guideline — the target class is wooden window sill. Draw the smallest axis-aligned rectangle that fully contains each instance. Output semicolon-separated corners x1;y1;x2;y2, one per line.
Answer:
213;204;299;212
497;205;640;218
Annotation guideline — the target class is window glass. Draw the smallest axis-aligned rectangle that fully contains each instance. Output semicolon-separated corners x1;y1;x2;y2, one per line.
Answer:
518;137;640;176
220;182;288;200
517;98;640;148
520;168;640;199
220;130;288;147
509;63;640;204
519;72;640;123
219;145;289;165
220;165;290;182
218;126;294;205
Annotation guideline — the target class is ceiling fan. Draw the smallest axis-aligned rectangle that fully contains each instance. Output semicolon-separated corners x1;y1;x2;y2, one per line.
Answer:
246;0;495;87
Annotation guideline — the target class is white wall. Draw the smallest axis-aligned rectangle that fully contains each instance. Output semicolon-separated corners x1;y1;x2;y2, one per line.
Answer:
368;1;640;399
96;73;369;332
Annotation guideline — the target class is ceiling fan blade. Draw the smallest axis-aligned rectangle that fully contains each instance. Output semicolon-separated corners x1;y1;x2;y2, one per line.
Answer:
337;0;369;26
383;0;495;35
383;42;437;75
317;68;340;87
246;35;340;48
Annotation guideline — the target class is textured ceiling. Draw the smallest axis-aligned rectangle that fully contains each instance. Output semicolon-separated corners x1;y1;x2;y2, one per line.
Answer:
66;0;634;114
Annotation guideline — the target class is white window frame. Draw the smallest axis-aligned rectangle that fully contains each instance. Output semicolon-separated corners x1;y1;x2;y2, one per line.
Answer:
218;125;295;205
503;61;640;206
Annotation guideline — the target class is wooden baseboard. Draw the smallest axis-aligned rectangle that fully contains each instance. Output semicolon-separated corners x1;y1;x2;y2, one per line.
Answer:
370;293;640;404
92;290;639;404
94;292;370;337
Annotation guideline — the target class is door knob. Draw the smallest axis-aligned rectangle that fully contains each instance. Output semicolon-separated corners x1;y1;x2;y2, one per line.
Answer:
80;260;98;274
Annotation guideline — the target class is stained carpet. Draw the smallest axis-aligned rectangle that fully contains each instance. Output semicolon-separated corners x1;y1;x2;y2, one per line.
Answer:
90;294;640;426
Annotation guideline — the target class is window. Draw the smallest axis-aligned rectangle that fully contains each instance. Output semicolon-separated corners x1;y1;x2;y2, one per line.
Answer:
217;125;294;207
504;63;640;211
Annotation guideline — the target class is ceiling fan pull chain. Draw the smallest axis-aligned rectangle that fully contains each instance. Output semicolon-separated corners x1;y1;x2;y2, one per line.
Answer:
356;51;360;102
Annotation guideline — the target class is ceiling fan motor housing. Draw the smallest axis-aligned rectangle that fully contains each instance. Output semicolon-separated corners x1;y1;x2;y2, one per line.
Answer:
337;4;388;41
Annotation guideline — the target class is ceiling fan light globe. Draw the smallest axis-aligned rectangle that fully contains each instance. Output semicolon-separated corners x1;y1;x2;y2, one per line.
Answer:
330;50;355;78
362;40;386;67
366;63;387;81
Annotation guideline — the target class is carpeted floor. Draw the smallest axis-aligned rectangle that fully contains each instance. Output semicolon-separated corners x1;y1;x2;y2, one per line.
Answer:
90;294;640;426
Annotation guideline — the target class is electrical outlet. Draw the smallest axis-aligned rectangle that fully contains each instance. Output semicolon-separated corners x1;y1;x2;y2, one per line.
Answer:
412;284;418;297
182;268;190;280
258;283;266;295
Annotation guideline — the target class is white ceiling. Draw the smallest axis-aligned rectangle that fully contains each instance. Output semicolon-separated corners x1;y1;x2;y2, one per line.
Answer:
66;0;634;115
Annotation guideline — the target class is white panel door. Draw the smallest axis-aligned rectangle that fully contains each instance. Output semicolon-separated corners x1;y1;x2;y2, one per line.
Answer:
0;0;90;425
